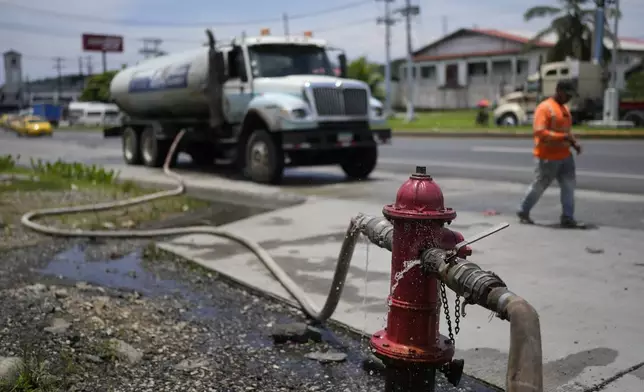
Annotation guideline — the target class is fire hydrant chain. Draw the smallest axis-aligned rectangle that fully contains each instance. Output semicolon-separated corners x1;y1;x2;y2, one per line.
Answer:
440;282;455;343
440;282;462;343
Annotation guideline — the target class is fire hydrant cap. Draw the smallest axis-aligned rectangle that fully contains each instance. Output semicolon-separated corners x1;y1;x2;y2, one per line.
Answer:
383;168;456;220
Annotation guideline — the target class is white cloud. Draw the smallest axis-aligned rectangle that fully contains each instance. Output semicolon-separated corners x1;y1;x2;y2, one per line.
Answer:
1;0;642;83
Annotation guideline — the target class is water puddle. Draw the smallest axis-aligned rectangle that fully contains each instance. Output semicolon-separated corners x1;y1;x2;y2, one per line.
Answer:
41;245;182;295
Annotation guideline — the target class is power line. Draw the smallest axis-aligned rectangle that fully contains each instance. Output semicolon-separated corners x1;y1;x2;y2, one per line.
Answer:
0;0;372;28
0;17;376;47
0;21;199;43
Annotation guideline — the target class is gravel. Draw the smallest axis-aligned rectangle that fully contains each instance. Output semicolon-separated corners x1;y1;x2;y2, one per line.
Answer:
0;186;500;392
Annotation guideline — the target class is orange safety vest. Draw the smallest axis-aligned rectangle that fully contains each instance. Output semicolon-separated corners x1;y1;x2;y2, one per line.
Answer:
532;97;573;160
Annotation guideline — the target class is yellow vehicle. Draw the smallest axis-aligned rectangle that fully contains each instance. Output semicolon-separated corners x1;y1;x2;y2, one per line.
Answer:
7;115;22;131
14;115;53;137
1;114;16;129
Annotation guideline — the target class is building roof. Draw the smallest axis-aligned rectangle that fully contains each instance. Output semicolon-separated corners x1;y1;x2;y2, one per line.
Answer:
3;50;21;56
412;28;644;62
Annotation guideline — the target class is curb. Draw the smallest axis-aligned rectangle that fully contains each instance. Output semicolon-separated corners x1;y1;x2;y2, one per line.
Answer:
117;176;308;211
393;130;644;139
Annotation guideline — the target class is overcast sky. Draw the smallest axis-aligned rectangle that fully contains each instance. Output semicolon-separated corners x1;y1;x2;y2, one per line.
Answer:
1;0;643;83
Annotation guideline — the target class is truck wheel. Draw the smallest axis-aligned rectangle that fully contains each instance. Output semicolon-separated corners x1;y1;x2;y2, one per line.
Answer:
140;128;174;168
122;127;142;165
245;129;284;184
624;111;644;127
341;146;378;180
498;113;518;127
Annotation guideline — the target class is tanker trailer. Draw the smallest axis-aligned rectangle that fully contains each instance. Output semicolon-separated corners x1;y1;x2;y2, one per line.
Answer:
108;29;392;184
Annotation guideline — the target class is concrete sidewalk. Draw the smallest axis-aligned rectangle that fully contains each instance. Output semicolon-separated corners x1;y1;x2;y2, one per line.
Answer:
158;197;644;392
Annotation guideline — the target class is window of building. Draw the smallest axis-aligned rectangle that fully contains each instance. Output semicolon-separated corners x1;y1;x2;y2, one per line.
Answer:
420;65;436;79
516;59;529;74
445;64;459;87
400;66;417;79
467;62;487;76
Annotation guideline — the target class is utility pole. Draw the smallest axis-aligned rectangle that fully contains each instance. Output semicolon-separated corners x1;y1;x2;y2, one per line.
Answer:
85;56;93;76
377;0;397;117
609;0;619;89
283;13;290;36
395;0;420;122
139;38;163;59
78;57;84;76
53;57;64;105
608;0;620;122
593;0;606;64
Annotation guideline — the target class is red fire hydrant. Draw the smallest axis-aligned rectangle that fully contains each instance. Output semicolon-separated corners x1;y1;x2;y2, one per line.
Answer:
370;166;471;391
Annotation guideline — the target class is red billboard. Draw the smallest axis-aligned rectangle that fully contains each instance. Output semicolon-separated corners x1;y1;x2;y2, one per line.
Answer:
82;34;124;52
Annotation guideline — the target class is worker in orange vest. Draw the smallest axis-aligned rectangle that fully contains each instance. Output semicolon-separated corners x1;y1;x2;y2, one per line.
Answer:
517;80;583;228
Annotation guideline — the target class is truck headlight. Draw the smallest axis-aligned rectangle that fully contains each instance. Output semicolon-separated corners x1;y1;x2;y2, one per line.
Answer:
291;108;308;119
371;107;383;117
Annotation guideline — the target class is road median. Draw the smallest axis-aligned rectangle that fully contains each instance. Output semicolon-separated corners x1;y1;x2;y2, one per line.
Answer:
392;128;644;139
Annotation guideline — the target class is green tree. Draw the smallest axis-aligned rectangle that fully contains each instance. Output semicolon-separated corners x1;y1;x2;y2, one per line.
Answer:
348;57;384;99
523;0;616;62
80;70;118;102
626;71;644;100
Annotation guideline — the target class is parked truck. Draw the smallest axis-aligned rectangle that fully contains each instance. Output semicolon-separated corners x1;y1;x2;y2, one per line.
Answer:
107;29;391;184
31;103;63;127
493;59;644;127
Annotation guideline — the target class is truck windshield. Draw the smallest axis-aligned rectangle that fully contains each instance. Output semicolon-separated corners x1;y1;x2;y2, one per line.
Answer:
248;44;334;78
525;80;540;93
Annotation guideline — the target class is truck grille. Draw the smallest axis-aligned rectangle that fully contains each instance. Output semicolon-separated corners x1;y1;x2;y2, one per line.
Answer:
312;87;368;117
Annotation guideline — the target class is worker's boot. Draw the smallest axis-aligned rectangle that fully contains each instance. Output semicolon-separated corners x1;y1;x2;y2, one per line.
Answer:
516;211;535;225
560;216;583;229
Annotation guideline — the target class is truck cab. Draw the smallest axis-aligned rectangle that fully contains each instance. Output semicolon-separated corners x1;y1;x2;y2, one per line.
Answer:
493;59;605;126
113;29;391;184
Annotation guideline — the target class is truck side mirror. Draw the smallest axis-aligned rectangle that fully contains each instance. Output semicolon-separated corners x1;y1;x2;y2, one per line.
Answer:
338;54;347;78
227;51;238;79
227;46;247;82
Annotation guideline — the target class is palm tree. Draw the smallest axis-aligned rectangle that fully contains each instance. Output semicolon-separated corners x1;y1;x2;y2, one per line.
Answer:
347;57;384;99
523;0;616;62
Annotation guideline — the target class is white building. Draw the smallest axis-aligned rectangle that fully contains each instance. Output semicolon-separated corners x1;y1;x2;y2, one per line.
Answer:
0;50;85;113
393;28;644;110
0;50;25;112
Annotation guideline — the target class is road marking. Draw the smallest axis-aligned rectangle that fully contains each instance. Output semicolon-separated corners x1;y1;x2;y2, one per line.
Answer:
471;146;533;154
378;157;644;181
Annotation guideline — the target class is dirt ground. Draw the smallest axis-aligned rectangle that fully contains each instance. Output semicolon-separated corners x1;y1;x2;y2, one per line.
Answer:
0;167;498;392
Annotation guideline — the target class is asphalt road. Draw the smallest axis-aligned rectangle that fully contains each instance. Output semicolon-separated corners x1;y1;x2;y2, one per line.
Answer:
2;128;644;230
377;137;644;195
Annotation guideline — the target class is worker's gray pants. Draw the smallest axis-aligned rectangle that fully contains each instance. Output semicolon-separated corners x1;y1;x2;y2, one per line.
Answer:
518;155;576;220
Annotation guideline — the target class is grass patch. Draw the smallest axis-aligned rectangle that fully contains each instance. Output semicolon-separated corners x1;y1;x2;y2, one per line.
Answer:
388;110;644;134
0;345;77;392
54;125;103;131
0;154;209;233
